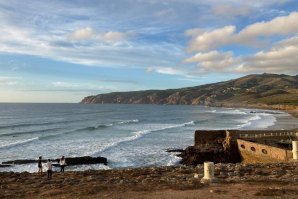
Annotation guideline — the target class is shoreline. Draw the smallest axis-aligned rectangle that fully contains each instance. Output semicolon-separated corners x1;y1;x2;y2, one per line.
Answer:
1;105;297;174
1;105;298;198
265;109;298;130
208;103;298;130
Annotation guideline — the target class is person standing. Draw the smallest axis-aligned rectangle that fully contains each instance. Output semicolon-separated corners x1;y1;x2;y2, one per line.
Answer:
46;159;53;179
59;156;66;173
38;156;43;175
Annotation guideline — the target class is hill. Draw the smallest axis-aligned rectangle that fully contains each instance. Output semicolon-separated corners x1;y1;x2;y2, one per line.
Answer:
81;73;298;110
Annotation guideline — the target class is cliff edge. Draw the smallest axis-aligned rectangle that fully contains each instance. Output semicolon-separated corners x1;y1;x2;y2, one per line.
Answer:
81;73;298;111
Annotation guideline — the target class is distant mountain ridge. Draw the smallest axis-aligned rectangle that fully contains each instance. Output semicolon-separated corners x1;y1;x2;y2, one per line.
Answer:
81;73;298;110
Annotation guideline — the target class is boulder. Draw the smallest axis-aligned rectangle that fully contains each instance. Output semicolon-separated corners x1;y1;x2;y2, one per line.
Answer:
0;164;12;168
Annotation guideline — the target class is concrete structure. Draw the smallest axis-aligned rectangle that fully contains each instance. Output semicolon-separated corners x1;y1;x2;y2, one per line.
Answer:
237;139;292;163
293;141;298;160
201;162;216;183
194;129;298;163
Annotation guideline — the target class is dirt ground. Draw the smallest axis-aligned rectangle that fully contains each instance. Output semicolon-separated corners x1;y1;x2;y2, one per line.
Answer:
26;183;298;199
1;163;298;199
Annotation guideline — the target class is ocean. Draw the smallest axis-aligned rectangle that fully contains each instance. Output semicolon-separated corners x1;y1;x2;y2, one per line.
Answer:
0;103;297;173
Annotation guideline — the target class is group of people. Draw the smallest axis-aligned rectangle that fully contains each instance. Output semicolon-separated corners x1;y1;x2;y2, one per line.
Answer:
38;156;66;179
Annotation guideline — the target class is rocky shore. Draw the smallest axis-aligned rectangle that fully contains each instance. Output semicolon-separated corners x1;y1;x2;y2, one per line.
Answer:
1;156;107;167
1;162;298;199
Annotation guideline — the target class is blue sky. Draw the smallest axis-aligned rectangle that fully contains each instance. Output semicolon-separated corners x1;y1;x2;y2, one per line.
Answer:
0;0;298;102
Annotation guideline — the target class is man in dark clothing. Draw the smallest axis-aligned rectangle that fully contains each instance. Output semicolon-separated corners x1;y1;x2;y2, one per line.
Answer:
38;156;42;175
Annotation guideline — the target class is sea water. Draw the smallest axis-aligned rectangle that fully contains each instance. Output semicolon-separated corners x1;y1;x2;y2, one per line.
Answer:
0;103;296;173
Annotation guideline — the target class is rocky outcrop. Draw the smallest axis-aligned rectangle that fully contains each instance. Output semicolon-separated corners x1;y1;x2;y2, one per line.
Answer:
178;144;241;166
2;156;107;166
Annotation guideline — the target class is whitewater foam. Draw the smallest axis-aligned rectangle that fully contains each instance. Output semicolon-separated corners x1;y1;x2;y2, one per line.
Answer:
0;137;39;149
117;119;139;125
236;113;277;129
1;104;296;172
91;121;195;156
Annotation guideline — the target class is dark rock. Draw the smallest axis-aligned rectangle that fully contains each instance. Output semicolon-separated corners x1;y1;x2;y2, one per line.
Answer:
63;156;107;165
178;143;241;166
0;164;11;168
2;159;46;164
165;148;184;153
2;156;107;166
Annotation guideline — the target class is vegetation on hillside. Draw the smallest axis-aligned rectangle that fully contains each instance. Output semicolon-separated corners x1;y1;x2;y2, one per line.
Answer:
81;73;298;108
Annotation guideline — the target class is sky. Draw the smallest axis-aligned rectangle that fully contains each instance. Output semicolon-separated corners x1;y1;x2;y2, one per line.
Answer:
0;0;298;103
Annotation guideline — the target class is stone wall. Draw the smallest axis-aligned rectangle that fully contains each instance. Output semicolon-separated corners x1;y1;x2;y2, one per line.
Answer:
229;130;297;140
237;139;292;163
194;130;226;147
194;130;297;147
193;129;297;163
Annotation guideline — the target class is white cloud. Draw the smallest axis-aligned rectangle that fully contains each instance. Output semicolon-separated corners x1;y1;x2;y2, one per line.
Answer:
238;37;298;74
97;31;135;43
51;81;79;88
238;12;298;41
186;12;298;52
184;12;298;74
186;26;236;52
184;51;241;73
69;28;134;43
184;50;232;63
69;27;95;40
146;66;181;75
0;76;20;86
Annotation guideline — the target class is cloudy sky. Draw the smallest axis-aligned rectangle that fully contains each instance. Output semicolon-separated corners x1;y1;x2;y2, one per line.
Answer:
0;0;298;102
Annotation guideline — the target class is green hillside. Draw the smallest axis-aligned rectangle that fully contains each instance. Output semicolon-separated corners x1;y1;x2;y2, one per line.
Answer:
81;73;298;109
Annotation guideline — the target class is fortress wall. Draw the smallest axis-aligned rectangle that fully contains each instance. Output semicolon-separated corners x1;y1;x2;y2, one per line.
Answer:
192;129;297;164
228;130;297;138
194;130;226;146
195;130;297;147
237;139;292;163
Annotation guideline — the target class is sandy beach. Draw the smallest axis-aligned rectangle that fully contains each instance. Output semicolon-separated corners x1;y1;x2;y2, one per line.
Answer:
267;109;298;130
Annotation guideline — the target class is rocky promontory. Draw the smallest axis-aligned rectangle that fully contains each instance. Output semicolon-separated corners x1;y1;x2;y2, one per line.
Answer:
1;156;107;168
81;73;298;113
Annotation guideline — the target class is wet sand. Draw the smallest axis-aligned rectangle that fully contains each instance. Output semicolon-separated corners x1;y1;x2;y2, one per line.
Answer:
266;109;298;130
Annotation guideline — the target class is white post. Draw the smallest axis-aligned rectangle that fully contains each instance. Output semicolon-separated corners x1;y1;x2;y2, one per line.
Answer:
292;141;298;160
201;162;216;183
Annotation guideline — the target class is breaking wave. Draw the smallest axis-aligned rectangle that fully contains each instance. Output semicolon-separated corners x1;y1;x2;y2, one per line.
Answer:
0;137;39;149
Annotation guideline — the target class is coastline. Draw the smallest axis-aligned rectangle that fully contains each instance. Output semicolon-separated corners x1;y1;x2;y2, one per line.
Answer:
1;105;298;198
266;109;298;130
287;109;298;119
210;103;298;130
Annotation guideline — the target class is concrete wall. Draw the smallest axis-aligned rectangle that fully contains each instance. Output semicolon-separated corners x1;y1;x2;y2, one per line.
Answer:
237;139;292;163
194;130;297;146
194;129;297;163
194;130;226;147
228;130;297;140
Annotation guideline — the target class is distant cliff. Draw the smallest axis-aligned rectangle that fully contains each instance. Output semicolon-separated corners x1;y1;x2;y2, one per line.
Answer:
81;73;298;110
